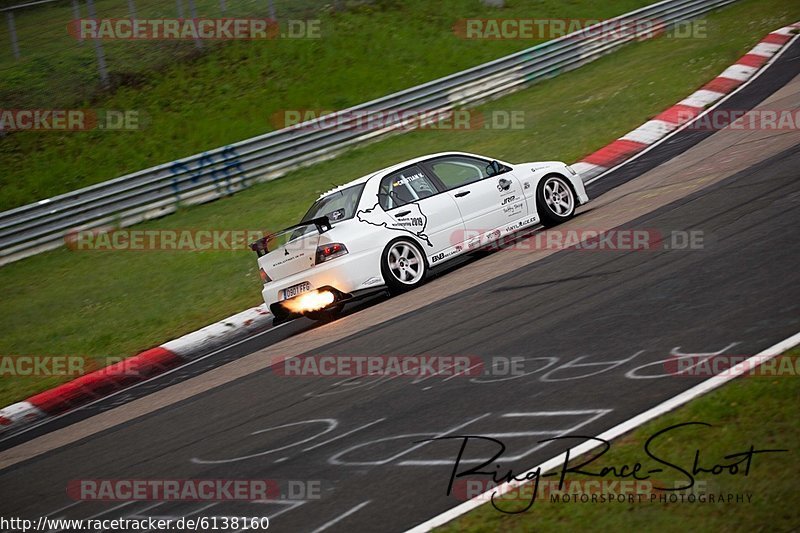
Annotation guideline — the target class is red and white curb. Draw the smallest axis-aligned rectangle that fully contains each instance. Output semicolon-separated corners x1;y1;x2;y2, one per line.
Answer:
572;22;800;182
1;23;798;440
0;304;272;436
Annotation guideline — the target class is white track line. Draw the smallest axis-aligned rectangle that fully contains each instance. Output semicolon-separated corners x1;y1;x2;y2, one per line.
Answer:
310;500;372;533
406;330;800;532
585;31;800;186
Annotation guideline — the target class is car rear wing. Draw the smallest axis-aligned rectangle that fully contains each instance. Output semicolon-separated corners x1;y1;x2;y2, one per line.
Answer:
249;216;332;257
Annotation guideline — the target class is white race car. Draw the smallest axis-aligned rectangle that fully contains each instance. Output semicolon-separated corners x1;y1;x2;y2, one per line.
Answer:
251;152;588;321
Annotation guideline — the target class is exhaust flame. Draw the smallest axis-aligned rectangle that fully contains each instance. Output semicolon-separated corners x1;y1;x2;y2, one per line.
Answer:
282;290;335;314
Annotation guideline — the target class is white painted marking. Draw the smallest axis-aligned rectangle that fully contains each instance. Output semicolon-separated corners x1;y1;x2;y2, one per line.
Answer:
192;418;339;464
678;89;726;108
749;42;781;57
399;409;611;465
620;120;677;145
310;500;372;533
539;351;643;382
249;498;306;520
405;330;800;532
625;343;738;379
162;305;273;357
501;410;604;417
329;413;491;466
301;417;387;452
442;362;483;382
85;501;136;519
717;63;758;82
38;501;82;518
0;401;46;434
470;357;558;384
571;161;608;181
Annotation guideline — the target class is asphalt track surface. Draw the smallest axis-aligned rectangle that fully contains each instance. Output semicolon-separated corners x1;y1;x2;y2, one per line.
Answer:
1;41;799;532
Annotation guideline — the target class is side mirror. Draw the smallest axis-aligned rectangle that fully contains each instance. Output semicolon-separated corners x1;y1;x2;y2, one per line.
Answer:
487;160;502;176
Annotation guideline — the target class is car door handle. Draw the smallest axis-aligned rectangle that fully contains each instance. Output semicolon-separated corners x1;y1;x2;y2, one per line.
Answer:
396;210;411;217
454;191;471;198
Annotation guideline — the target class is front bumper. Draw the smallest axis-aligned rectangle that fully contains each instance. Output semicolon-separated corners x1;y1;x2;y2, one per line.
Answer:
568;171;590;206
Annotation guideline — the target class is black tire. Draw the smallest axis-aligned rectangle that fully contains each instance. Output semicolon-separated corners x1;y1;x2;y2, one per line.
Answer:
536;174;577;227
381;238;428;295
305;304;344;322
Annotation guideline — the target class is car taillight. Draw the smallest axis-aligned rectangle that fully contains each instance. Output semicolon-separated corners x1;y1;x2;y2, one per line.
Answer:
316;243;348;264
259;268;271;284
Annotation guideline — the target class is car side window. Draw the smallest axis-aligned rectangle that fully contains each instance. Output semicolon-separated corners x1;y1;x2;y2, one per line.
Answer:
427;156;505;190
378;165;438;210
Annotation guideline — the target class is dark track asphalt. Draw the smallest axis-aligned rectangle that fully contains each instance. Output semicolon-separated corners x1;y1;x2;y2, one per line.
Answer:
0;39;798;533
2;36;798;452
1;136;799;532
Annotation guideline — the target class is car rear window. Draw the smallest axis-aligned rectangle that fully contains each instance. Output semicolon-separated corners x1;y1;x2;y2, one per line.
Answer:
301;183;366;224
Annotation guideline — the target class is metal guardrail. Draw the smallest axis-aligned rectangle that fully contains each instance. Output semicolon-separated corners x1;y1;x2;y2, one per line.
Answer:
0;0;736;265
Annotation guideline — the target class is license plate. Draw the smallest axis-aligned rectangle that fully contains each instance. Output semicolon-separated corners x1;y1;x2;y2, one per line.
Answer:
281;281;311;300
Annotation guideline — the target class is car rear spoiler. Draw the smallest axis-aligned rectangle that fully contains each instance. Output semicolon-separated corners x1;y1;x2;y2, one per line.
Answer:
249;216;332;257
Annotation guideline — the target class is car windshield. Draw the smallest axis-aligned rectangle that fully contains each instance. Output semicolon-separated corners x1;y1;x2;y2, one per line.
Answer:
301;183;365;224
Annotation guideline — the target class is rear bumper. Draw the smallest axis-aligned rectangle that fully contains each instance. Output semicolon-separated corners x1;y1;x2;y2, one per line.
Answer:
261;247;384;311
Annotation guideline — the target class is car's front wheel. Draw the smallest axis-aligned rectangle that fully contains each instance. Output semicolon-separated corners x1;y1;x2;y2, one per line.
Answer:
381;239;428;295
537;174;577;227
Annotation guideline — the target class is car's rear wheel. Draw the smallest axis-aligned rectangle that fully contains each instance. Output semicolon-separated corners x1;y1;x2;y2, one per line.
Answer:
537;174;576;227
381;239;427;295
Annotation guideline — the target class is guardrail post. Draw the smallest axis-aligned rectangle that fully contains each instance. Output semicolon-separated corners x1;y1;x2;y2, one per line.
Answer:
6;11;20;60
219;0;225;15
127;0;136;19
176;0;184;19
85;0;110;89
71;0;83;44
187;0;202;49
268;0;276;20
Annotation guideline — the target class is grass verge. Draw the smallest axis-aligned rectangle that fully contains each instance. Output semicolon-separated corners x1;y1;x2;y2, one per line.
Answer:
0;0;656;210
437;346;800;532
0;0;798;407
